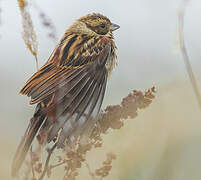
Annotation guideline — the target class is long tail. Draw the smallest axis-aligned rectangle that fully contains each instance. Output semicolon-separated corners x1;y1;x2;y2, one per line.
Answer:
11;103;45;177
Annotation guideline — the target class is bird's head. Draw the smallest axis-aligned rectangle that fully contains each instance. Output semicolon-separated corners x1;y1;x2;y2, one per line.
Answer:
68;13;120;37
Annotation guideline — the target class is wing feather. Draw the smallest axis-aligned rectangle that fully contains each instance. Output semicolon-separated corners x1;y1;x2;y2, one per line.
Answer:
20;63;57;95
30;67;87;104
79;72;107;143
46;74;94;142
56;68;107;147
46;69;99;143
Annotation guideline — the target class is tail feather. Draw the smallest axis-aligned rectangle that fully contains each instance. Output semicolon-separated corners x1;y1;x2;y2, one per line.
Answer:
11;105;45;177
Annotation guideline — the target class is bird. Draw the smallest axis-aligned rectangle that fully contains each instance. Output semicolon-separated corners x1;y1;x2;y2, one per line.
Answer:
11;13;120;177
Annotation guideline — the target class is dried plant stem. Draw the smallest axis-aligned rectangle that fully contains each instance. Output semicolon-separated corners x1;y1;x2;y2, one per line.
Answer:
34;53;39;70
85;163;97;180
30;146;36;179
178;1;201;109
39;143;57;180
17;0;39;71
50;161;66;169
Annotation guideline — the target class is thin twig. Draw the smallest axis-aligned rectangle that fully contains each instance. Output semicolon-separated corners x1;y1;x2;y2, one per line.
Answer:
178;0;201;109
17;0;39;71
34;54;39;70
39;143;57;180
50;160;67;169
30;146;36;179
85;163;97;180
30;1;58;43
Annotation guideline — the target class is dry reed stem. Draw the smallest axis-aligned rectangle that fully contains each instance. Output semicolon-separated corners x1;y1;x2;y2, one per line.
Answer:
31;1;58;42
38;144;57;180
17;0;39;70
178;0;201;109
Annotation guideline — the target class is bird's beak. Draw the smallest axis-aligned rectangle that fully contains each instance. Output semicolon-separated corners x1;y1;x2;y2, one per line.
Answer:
110;23;120;31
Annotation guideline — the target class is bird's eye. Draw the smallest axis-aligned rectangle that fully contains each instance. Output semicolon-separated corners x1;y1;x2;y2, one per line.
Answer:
99;24;106;28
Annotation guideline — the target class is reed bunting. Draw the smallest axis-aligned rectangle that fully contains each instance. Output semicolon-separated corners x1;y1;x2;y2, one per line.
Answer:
12;13;120;176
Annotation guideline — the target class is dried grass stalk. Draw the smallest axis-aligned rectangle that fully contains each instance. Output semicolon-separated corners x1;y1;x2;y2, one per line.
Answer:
17;0;38;70
178;0;201;109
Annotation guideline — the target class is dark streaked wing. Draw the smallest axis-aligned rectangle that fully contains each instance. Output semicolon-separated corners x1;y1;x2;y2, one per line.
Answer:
52;66;107;147
19;41;111;147
43;62;108;146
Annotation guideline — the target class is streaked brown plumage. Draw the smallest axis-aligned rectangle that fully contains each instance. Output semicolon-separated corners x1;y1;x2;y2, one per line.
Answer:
11;13;119;177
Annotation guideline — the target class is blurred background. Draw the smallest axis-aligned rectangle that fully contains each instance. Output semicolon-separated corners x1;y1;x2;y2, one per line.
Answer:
1;0;201;179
